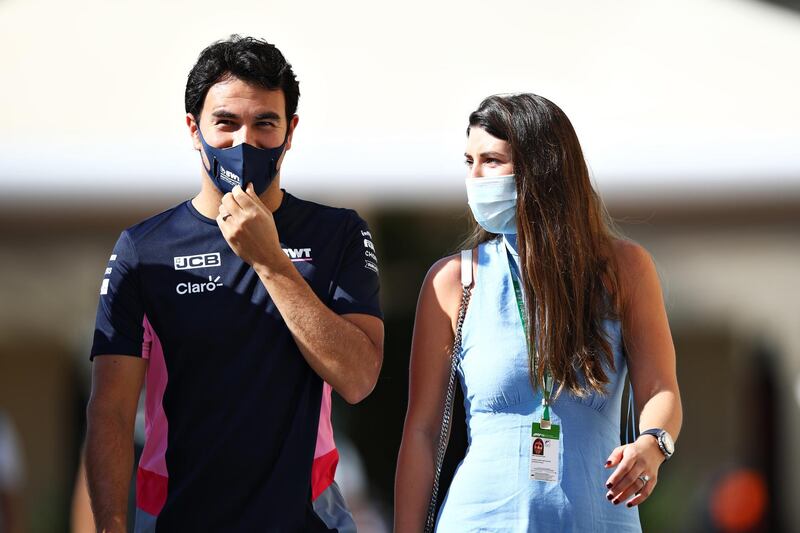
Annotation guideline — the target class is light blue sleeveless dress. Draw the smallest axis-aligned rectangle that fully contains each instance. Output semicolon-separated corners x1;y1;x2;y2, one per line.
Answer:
435;236;641;532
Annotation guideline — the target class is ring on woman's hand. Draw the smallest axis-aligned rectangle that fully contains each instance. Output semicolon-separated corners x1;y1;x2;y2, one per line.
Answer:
637;474;650;490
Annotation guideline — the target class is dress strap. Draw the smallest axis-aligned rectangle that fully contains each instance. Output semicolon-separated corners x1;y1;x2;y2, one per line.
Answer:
460;249;473;287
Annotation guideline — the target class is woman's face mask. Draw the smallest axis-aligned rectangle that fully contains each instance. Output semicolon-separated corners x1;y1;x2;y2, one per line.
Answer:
465;174;517;234
464;127;516;234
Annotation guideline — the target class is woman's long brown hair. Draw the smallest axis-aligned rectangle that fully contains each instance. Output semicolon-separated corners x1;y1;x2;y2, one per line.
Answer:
464;94;621;398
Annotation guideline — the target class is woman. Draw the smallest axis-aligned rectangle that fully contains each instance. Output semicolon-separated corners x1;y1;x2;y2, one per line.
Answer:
394;94;682;532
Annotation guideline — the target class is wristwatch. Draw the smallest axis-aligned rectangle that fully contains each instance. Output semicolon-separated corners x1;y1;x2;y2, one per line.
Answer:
641;428;675;461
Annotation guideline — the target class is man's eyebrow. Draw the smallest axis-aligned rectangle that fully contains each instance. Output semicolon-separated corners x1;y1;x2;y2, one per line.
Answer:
255;112;281;121
211;110;238;119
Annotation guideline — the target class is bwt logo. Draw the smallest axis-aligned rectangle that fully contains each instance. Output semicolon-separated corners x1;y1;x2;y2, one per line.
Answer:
176;276;223;295
283;248;312;262
219;166;241;187
174;253;222;271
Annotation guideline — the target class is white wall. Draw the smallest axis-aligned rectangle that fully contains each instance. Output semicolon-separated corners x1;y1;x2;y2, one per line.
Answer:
1;0;799;204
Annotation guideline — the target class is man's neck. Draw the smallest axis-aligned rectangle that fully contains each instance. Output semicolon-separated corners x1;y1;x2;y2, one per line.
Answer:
191;174;285;219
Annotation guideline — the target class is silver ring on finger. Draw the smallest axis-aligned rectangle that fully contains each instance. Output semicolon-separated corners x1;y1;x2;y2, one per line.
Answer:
635;474;650;494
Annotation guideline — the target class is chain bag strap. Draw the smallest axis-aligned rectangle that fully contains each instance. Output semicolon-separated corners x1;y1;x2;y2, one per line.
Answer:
424;249;473;533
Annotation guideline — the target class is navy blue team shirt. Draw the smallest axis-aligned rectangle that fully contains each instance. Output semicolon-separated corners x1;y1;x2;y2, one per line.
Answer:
91;191;382;532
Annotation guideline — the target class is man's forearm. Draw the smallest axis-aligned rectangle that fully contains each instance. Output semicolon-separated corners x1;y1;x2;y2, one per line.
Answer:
255;260;381;403
85;405;135;533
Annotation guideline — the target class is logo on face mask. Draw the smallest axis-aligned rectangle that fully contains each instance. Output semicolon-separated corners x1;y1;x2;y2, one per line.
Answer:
219;166;241;187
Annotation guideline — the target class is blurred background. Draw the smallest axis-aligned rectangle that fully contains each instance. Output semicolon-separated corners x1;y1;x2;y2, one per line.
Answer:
1;0;799;531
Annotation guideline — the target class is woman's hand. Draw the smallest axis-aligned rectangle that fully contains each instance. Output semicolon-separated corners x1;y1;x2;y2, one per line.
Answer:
604;435;665;507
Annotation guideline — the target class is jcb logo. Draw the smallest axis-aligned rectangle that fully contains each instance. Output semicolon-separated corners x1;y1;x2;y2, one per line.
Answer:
174;253;222;271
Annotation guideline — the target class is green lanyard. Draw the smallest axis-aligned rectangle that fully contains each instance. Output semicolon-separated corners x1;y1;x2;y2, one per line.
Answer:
508;251;555;429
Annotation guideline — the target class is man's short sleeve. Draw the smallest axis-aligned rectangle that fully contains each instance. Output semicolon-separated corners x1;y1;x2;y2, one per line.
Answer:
329;214;382;319
90;231;146;359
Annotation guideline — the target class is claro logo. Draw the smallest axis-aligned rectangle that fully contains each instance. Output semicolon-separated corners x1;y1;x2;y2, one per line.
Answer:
176;275;223;295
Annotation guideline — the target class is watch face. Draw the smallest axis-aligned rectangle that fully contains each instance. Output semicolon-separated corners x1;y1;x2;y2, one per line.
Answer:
659;432;675;455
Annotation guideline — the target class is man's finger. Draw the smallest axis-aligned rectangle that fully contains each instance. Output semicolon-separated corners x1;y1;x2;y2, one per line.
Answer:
216;213;231;230
221;191;242;214
232;185;255;208
218;204;232;221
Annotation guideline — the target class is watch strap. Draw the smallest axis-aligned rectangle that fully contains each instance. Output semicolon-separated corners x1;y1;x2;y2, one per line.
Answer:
641;428;672;460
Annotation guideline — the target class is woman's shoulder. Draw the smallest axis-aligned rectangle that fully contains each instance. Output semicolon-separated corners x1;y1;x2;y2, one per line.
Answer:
419;250;476;318
609;238;659;304
611;238;653;270
425;252;464;295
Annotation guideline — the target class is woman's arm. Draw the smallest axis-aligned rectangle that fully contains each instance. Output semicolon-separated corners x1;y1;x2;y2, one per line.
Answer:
394;254;465;533
605;241;683;507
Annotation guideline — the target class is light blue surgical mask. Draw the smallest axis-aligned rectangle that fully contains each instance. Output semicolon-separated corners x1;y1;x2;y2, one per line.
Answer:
465;174;517;234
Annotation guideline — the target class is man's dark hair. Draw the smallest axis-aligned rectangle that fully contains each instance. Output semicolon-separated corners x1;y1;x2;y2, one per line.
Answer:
185;35;300;121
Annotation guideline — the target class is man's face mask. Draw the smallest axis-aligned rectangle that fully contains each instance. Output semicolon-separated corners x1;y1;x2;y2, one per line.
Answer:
196;126;287;195
465;174;518;234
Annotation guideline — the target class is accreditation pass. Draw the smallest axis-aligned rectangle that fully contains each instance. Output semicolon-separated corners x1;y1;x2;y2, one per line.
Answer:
530;421;560;482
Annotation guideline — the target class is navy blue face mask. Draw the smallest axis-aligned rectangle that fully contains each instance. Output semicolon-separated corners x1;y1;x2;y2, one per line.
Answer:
196;127;287;195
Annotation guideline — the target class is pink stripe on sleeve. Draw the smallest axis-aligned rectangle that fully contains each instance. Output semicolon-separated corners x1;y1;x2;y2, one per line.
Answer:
314;382;336;458
311;382;338;499
137;315;170;504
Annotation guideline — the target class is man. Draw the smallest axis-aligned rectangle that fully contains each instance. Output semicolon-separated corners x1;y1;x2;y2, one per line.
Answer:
86;35;383;533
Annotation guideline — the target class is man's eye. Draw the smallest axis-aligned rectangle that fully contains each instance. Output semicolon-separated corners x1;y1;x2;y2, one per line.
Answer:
464;159;473;167
216;120;234;126
256;121;276;127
